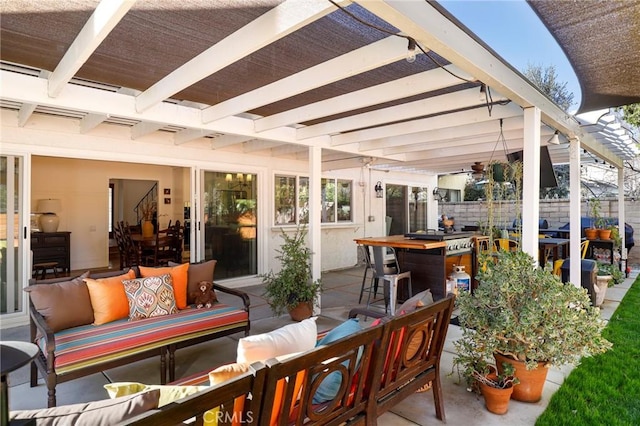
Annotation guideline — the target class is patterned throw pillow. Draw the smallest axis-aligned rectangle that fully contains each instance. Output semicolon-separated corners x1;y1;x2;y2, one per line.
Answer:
122;274;178;321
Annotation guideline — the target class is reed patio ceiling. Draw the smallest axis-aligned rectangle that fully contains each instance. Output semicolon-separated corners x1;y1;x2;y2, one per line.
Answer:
0;0;637;175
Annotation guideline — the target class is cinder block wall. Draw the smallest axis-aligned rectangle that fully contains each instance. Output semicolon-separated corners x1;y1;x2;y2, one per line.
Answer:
439;198;640;267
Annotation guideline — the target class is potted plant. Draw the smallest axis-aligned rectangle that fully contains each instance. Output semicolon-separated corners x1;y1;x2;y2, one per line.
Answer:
453;338;519;414
594;262;614;307
597;261;624;286
585;198;601;240
260;225;322;321
454;250;611;403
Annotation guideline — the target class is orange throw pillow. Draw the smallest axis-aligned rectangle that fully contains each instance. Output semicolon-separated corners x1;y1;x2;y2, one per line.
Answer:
85;270;136;325
139;264;189;309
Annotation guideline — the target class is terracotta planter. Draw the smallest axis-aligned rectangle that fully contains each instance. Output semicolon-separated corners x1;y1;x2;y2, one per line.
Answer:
597;229;612;240
288;301;313;321
494;352;548;403
585;228;598;240
479;376;514;415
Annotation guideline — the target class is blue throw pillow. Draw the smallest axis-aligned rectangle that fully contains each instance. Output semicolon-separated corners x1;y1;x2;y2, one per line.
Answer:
312;318;363;404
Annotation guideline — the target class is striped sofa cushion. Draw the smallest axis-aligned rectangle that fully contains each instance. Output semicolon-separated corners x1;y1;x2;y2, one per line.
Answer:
46;305;249;375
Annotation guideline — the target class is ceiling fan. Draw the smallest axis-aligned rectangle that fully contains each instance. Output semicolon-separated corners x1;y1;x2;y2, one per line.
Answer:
440;161;485;178
470;162;485;180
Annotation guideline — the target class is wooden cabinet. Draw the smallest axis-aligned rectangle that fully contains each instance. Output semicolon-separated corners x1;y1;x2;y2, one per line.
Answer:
31;232;71;274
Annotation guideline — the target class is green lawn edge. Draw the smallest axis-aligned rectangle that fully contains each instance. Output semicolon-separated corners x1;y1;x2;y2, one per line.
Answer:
536;275;640;425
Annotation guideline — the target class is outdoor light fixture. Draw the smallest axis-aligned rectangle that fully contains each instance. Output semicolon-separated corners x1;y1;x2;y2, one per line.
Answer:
432;187;443;201
374;181;384;198
479;83;487;102
406;38;416;63
547;131;560;145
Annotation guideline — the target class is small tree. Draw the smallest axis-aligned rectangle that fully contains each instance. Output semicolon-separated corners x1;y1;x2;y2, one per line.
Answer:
522;63;575;112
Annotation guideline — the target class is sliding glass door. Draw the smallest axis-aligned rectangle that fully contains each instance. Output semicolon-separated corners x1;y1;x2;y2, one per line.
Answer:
385;184;429;235
201;171;257;278
1;155;26;318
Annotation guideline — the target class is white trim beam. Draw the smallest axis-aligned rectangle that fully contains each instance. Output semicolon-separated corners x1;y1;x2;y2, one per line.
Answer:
48;0;135;97
136;0;347;113
253;64;471;132
203;36;407;124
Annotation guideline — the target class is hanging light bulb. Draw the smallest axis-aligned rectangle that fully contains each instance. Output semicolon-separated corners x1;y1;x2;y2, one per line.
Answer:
406;38;416;63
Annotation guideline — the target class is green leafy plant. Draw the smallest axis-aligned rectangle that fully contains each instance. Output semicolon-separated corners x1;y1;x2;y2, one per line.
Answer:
596;262;624;286
260;225;322;316
587;198;603;229
454;250;611;373
608;225;622;249
453;334;519;392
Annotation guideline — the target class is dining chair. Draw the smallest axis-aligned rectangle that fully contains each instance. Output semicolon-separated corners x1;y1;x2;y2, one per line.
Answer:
553;240;589;276
143;233;175;266
494;238;518;252
167;220;185;263
362;245;412;316
114;222;140;268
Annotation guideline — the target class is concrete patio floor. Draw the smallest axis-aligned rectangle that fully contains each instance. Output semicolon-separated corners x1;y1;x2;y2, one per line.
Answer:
2;265;636;425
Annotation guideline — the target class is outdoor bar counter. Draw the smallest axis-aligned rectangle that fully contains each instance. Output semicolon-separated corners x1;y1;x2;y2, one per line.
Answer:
354;235;449;301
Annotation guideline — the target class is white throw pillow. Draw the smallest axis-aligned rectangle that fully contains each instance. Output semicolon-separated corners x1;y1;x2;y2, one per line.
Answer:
236;317;317;363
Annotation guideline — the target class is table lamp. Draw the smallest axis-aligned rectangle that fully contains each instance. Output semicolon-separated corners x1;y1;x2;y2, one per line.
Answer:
37;199;61;232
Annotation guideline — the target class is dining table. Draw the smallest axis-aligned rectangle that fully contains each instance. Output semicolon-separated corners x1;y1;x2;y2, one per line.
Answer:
130;233;159;265
1;341;39;425
538;237;571;266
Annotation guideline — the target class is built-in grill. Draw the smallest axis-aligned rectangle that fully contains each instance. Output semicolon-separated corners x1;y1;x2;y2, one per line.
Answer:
404;231;475;256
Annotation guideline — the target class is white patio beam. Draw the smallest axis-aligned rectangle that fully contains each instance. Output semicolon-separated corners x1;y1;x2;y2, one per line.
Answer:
79;113;109;134
297;87;508;140
136;0;348;113
203;36;407;124
48;0;135;97
174;128;214;145
270;144;308;156
332;103;522;146
357;0;622;166
210;135;254;150
521;106;541;263
18;103;37;127
131;121;164;140
381;128;553;155
359;115;527;152
242;140;284;153
253;64;470;132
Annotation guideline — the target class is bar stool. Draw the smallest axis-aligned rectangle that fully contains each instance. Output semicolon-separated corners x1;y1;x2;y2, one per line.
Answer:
364;245;412;315
32;262;60;280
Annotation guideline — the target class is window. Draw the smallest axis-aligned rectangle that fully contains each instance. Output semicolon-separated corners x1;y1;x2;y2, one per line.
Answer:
274;175;352;225
274;176;296;225
337;179;352;221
